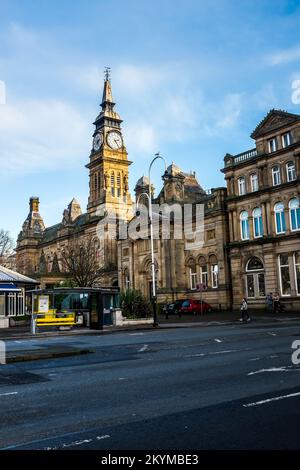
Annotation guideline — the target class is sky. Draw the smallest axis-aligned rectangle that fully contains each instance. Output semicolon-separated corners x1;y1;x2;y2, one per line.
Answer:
1;0;300;242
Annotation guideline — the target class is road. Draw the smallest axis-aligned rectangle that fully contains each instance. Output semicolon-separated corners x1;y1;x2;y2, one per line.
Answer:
0;318;300;450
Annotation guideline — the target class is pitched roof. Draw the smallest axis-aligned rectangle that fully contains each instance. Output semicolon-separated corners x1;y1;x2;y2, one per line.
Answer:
0;265;38;284
251;109;300;139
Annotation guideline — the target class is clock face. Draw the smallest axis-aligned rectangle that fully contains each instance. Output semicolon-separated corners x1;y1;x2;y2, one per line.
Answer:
93;133;103;151
107;131;122;150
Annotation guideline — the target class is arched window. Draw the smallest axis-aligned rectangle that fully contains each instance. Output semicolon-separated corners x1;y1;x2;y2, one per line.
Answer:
289;197;300;231
252;207;263;238
246;257;265;298
272;165;281;186
286;162;296;182
238;177;246;195
240;211;249;240
274;202;286;234
250;173;258;192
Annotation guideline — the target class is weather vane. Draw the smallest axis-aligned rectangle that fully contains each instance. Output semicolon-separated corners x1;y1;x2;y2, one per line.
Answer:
104;66;111;81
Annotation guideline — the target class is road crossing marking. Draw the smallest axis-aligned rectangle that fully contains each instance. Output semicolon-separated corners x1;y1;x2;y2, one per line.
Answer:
243;391;300;408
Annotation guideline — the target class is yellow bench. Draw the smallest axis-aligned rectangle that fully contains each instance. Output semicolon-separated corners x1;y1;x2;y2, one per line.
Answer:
36;312;75;327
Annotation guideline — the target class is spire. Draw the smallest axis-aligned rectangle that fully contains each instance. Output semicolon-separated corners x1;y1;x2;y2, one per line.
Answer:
101;67;114;106
93;67;121;124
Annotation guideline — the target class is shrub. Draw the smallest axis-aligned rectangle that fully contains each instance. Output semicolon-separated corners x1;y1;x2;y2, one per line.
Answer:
120;289;152;319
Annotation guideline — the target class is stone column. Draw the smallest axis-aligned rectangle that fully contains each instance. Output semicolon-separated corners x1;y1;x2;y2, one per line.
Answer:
232;210;238;240
266;201;272;235
262;202;268;236
229;211;234;241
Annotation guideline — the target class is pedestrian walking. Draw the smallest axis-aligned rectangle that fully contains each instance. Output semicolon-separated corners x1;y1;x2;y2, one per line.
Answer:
273;293;280;314
239;297;251;322
266;292;273;314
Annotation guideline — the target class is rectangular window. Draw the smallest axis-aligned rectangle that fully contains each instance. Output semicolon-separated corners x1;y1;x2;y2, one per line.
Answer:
254;217;263;238
294;252;300;296
268;138;277;153
251;174;258;192
200;266;208;287
111;188;115;197
211;264;219;288
282;132;291;148
247;274;255;298
287;163;296;182
272;167;281;186
238;178;246;195
241;220;250;240
279;254;291;296
275;211;286;234
258;273;266;297
190;269;197;290
0;295;5;316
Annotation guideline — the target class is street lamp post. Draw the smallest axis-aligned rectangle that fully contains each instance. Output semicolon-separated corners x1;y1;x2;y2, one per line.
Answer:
136;153;167;327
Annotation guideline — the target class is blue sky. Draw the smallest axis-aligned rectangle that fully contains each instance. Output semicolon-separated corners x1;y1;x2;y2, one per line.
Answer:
1;0;300;242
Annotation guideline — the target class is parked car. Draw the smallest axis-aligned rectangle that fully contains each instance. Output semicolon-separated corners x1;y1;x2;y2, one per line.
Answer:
163;299;187;317
180;299;213;315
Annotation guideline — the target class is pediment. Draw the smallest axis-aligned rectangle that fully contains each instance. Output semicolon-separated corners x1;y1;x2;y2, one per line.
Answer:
251;109;300;139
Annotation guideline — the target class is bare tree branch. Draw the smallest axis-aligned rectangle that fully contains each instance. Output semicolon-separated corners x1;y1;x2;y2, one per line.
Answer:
60;235;105;287
0;229;14;262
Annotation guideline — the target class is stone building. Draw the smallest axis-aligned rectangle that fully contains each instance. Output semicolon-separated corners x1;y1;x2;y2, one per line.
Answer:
222;109;300;310
16;73;300;311
16;73;132;288
118;164;232;310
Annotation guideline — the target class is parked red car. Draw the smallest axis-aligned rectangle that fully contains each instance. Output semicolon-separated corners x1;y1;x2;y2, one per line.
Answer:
180;299;213;315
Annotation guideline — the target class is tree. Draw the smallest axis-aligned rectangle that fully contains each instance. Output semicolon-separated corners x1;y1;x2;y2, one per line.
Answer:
0;229;14;262
60;235;105;287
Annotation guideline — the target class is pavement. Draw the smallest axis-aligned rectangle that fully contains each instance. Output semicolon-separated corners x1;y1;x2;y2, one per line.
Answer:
1;310;300;363
0;316;300;450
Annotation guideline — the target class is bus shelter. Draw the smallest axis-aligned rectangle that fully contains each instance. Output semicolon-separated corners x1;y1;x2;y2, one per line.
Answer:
28;287;120;330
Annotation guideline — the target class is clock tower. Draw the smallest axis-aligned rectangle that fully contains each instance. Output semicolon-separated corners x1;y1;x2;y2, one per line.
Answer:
86;69;132;217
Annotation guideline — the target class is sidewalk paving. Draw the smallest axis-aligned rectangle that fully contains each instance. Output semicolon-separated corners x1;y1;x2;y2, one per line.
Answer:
0;310;300;364
0;309;299;342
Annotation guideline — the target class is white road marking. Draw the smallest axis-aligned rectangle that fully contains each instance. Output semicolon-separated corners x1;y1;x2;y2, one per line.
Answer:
248;367;287;375
138;344;149;352
243;391;300;408
96;434;110;440
268;332;277;336
249;357;261;361
248;366;300;376
0;392;18;397
62;438;93;448
214;339;222;343
44;434;110;450
129;333;144;336
185;349;247;358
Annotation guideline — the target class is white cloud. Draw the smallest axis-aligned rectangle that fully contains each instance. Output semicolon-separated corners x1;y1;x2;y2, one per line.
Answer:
0;96;90;174
266;46;300;66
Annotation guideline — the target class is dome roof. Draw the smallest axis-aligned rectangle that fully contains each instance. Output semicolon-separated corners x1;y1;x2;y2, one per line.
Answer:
166;162;183;176
135;175;150;188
